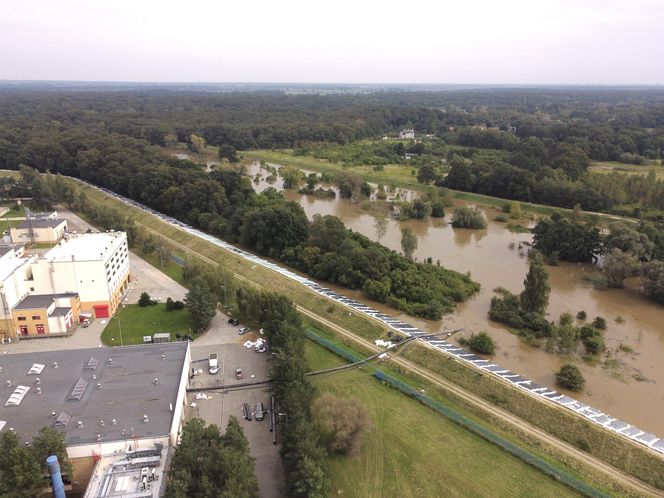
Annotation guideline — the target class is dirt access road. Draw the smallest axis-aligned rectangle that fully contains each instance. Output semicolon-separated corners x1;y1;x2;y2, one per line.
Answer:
136;220;664;497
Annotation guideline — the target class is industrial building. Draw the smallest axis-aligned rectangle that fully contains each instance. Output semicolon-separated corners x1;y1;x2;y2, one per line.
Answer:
0;231;131;340
10;218;68;245
0;342;191;494
30;231;130;319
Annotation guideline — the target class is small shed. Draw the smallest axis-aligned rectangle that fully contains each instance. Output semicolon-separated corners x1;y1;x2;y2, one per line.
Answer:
153;333;171;343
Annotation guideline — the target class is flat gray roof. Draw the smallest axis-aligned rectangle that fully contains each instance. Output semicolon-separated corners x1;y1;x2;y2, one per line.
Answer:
14;294;55;310
13;293;78;311
16;218;67;229
0;342;188;447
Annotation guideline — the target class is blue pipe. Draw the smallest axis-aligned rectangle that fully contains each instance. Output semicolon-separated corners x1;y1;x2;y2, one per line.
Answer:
46;455;66;498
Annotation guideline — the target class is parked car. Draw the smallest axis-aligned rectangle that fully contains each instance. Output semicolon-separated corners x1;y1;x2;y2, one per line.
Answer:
228;318;240;326
242;403;252;421
235;367;243;380
238;327;250;335
255;401;264;421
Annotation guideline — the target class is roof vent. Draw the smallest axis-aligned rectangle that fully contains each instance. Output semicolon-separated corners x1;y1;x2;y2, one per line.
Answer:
161;354;166;360
28;363;45;375
96;383;103;390
77;421;83;429
68;378;89;401
35;378;41;385
51;411;57;418
53;362;59;369
54;412;71;427
111;418;117;426
5;380;11;388
99;420;104;427
85;356;99;370
143;414;149;423
5;385;29;406
107;358;113;365
35;387;42;395
153;378;159;385
96;434;102;442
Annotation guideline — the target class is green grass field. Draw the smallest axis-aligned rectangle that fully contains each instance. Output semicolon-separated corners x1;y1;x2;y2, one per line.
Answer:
305;341;580;498
101;303;193;346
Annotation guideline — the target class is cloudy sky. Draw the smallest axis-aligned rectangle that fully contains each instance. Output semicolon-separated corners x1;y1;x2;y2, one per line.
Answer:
1;0;662;84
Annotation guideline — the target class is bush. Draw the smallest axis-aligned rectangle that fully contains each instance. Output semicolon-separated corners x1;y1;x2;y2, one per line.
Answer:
592;316;607;330
579;324;596;340
166;297;185;311
138;292;152;307
312;393;373;455
467;332;496;355
582;333;605;355
451;206;487;229
555;364;586;392
494;214;509;223
576;310;587;321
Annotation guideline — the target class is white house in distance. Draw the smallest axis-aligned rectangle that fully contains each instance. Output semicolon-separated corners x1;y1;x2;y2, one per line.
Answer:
399;128;415;139
30;231;130;319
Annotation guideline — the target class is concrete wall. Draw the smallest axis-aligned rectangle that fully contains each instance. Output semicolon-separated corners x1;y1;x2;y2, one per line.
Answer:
67;435;170;460
169;342;191;446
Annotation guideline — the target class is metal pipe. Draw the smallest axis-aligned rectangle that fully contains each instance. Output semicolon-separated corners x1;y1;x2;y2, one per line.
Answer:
46;454;66;498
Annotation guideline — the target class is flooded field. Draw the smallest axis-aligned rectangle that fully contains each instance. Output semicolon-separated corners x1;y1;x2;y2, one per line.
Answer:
244;161;664;434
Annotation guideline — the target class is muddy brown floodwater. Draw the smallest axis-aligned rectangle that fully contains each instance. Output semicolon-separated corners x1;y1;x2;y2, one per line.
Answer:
245;161;664;434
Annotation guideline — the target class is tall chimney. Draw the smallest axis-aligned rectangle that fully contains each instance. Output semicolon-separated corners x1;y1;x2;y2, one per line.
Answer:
46;455;66;498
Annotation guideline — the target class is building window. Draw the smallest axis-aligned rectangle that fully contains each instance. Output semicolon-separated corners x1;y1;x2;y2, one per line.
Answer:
31;315;40;320
17;316;27;321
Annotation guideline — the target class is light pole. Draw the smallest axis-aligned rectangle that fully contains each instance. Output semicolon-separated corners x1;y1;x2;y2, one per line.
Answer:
220;285;227;305
116;316;124;346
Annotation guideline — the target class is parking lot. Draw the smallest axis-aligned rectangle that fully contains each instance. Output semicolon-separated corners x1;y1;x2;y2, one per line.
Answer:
187;313;284;498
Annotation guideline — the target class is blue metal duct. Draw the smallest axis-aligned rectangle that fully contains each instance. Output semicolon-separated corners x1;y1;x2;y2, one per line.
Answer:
46;455;66;498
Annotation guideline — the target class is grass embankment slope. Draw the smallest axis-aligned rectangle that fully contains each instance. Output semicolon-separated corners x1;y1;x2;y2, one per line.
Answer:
63;179;662;496
101;303;192;345
305;341;580;498
243;149;637;222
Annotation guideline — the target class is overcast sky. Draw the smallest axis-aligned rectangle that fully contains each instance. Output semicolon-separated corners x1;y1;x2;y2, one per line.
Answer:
1;0;662;84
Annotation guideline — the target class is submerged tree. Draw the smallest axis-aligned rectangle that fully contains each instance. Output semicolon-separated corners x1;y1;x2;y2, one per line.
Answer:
520;252;550;314
400;227;418;260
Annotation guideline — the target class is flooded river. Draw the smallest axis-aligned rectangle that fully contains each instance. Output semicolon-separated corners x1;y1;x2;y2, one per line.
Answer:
245;161;664;434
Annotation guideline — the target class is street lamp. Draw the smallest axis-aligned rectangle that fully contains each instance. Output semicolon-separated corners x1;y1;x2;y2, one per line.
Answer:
116;315;124;346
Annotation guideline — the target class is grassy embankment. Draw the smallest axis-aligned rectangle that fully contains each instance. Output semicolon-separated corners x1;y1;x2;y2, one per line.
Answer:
242;149;634;223
64;179;661;494
101;303;192;345
305;340;582;498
